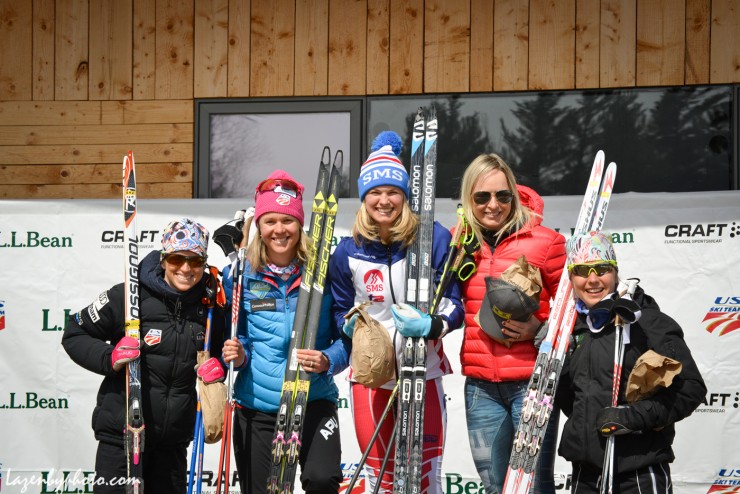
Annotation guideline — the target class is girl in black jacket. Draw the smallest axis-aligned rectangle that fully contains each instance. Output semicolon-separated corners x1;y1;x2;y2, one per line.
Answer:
555;231;706;494
63;218;225;494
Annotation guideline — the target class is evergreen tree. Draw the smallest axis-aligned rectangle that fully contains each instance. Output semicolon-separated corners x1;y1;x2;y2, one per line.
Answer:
401;96;491;199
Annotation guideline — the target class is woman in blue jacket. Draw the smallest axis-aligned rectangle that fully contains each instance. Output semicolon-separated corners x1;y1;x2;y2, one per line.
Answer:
221;170;349;494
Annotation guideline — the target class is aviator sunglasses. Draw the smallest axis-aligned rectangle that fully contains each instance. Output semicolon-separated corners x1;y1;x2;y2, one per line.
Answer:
568;261;617;277
473;190;515;205
164;253;208;268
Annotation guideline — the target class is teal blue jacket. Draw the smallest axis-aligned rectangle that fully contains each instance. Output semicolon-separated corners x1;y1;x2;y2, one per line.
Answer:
223;261;349;413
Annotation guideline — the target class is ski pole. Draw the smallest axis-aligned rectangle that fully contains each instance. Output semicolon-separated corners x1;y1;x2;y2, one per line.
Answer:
217;248;245;494
187;402;203;494
600;315;624;494
600;278;639;494
189;296;217;494
372;420;397;494
344;384;398;492
431;205;465;314
449;226;479;283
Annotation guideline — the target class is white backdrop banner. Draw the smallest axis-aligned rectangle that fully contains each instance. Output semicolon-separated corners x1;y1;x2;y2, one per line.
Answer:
1;191;739;494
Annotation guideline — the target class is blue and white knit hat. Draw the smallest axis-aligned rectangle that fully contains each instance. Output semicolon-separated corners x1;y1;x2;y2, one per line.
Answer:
358;131;409;200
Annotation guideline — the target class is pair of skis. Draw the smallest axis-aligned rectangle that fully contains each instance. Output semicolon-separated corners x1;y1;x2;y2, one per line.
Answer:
267;148;342;494
346;112;459;494
123;151;145;494
502;151;617;494
393;107;438;494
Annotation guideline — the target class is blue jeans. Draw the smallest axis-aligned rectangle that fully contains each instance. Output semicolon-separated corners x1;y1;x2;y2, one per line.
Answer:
465;377;558;494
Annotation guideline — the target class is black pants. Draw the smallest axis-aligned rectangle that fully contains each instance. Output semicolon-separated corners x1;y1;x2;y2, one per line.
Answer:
572;462;672;494
94;440;187;494
232;399;342;494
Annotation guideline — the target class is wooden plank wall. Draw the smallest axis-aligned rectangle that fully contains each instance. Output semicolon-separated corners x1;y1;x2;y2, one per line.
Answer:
0;0;738;199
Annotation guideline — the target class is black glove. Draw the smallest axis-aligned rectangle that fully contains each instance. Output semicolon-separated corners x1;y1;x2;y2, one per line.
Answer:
596;405;641;436
427;314;445;340
613;297;641;323
533;320;548;348
589;295;642;329
213;222;244;257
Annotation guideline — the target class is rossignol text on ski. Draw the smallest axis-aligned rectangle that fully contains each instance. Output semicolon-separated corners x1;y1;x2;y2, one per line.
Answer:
123;151;145;494
503;151;617;494
267;147;342;494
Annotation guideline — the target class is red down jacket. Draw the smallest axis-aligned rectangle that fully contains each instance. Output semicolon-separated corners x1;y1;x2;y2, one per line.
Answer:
460;184;566;382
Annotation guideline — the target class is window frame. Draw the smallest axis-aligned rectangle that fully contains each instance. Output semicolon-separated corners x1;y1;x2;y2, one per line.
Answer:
193;97;365;198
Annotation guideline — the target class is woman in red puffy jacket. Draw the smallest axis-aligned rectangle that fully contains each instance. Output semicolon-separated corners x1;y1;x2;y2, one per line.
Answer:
458;154;565;494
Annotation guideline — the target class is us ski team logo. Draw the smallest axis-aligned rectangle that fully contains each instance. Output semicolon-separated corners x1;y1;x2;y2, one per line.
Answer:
702;296;740;337
702;313;740;336
144;329;162;346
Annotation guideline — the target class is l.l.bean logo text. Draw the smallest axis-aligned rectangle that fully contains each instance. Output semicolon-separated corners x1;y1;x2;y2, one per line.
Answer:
0;231;72;248
0;392;69;410
554;230;635;245
41;308;72;332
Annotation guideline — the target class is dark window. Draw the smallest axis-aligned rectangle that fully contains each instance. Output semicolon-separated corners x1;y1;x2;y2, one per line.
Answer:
368;86;735;198
193;87;736;199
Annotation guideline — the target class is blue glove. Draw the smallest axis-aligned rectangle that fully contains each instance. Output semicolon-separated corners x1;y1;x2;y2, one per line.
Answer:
343;313;359;339
391;303;432;338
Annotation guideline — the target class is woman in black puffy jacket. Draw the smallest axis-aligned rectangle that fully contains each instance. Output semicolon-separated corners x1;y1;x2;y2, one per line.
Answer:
556;231;706;494
62;218;225;494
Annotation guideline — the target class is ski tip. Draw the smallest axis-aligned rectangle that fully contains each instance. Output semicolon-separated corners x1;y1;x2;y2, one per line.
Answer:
371;130;402;156
601;162;617;193
333;149;343;170
321;146;331;164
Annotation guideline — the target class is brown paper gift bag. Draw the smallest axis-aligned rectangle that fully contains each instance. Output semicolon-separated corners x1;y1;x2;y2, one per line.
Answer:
626;349;682;404
348;303;396;388
196;351;227;444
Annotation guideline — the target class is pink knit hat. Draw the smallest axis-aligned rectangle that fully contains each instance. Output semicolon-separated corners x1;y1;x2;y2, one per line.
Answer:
254;170;305;225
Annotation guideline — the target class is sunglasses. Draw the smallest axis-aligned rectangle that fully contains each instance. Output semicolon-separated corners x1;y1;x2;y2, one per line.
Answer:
257;178;299;198
568;261;617;277
473;190;514;205
164;253;207;268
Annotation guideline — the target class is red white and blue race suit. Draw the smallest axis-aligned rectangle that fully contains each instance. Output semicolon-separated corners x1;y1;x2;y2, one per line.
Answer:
329;221;465;493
